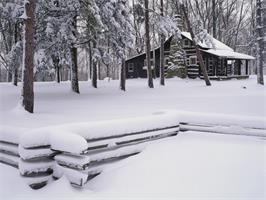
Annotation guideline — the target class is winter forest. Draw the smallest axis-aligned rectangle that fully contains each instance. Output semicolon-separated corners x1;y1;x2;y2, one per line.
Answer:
0;0;265;113
0;0;266;199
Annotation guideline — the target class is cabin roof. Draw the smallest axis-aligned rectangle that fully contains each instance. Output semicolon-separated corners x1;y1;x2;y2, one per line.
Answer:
201;49;255;60
181;32;233;51
126;37;172;61
182;32;254;60
126;32;254;61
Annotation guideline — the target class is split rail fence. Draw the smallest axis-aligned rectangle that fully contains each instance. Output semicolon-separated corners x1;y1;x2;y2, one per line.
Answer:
0;112;265;189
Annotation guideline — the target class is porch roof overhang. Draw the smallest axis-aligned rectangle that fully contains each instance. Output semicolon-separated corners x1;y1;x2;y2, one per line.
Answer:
201;49;255;60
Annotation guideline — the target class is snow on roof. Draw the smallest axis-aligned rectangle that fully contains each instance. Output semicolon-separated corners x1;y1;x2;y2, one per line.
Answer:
201;49;255;60
181;32;254;60
181;32;233;51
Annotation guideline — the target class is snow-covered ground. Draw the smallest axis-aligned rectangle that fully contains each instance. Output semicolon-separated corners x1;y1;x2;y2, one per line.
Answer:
0;76;265;128
0;76;265;199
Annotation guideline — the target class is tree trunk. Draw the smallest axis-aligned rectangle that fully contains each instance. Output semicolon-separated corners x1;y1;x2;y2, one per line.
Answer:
120;58;126;91
71;46;80;93
92;41;97;88
71;16;80;93
22;0;35;113
160;0;165;86
256;0;264;85
212;0;217;38
181;4;211;86
88;41;92;80
98;62;101;80
13;23;19;86
144;0;154;88
56;66;60;83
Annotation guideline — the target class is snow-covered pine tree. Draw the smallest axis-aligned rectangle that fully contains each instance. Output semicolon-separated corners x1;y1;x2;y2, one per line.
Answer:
79;0;103;87
35;0;80;91
96;0;134;91
0;0;23;84
167;38;187;78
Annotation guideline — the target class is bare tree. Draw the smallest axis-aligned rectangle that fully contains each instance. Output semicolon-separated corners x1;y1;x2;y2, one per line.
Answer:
144;0;154;88
160;0;165;85
181;3;211;86
256;0;264;85
120;58;126;91
22;0;35;113
71;16;80;93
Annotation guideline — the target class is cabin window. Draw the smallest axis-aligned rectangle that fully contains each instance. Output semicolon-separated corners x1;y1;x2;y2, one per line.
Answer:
183;39;190;47
189;56;197;65
128;63;134;72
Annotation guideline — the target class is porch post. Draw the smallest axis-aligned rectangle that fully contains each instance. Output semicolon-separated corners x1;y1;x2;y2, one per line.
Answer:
245;60;249;75
225;59;228;76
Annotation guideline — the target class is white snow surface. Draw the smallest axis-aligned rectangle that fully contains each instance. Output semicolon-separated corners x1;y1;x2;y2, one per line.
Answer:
0;77;265;199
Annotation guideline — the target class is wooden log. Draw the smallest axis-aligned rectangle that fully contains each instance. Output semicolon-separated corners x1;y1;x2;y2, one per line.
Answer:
55;144;144;170
82;127;179;154
0;152;19;168
85;125;179;142
180;123;266;138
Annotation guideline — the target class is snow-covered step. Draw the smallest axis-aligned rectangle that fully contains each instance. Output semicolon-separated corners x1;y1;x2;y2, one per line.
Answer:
83;126;179;153
0;152;19;168
55;144;145;170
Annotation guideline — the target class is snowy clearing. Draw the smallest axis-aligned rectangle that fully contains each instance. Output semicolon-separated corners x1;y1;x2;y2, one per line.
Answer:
0;76;265;128
0;76;265;199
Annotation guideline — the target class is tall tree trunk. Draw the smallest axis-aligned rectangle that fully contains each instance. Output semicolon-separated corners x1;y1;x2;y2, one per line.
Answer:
181;4;211;86
120;58;126;91
13;23;19;86
160;0;165;85
92;41;97;88
212;0;217;38
98;62;101;80
71;16;80;93
71;46;79;93
256;0;264;85
56;66;60;83
152;0;156;79
22;0;35;113
88;41;92;80
144;0;154;88
106;37;110;81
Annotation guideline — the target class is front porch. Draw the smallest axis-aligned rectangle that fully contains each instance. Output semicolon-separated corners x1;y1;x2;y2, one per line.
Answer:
199;49;255;80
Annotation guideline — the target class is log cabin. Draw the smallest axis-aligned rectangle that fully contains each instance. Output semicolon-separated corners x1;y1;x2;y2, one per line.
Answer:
125;32;255;80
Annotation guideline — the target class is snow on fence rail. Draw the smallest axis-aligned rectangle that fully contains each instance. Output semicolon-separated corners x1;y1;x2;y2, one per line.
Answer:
0;111;265;189
0;112;180;189
178;111;266;137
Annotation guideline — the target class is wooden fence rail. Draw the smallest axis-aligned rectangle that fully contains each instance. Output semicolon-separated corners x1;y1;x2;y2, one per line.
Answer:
1;111;265;189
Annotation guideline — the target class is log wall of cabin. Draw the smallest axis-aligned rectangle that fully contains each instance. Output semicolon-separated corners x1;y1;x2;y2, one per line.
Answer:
125;38;172;79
